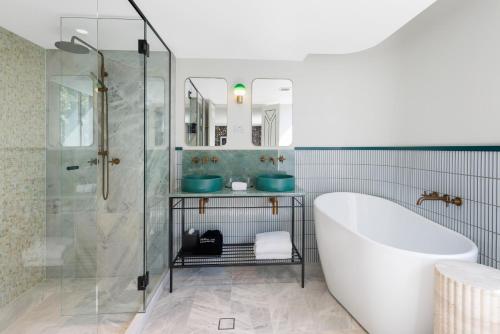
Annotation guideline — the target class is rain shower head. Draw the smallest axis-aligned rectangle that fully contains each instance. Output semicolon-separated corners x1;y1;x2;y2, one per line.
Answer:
54;36;99;55
54;40;90;54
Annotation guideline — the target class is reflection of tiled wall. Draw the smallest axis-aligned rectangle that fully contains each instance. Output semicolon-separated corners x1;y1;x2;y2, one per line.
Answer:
0;27;46;307
296;148;500;267
215;126;227;146
252;126;261;146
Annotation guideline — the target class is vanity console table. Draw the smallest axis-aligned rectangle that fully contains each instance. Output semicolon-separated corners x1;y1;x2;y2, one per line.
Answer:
168;189;305;292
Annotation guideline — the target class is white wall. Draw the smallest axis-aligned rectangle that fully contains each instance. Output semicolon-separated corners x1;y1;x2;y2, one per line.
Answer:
175;0;500;148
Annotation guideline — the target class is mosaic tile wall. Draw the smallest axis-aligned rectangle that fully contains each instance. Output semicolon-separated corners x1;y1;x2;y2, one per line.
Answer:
0;27;46;307
296;148;500;267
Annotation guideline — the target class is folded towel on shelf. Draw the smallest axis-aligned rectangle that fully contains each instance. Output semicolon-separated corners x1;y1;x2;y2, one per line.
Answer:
232;181;247;191
254;231;292;259
254;240;292;255
255;231;290;244
255;252;292;260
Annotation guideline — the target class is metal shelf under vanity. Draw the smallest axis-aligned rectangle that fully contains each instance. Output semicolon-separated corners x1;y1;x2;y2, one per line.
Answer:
168;189;306;293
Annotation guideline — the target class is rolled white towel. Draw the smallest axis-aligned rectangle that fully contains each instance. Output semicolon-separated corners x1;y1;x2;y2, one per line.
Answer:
232;181;247;191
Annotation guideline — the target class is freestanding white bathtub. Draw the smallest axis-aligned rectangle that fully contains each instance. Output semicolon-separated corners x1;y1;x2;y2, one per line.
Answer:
314;192;478;334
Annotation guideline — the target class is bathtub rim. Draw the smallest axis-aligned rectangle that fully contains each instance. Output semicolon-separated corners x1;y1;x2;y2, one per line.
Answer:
314;192;478;260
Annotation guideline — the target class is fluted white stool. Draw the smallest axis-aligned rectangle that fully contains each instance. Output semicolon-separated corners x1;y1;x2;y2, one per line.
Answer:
434;261;500;334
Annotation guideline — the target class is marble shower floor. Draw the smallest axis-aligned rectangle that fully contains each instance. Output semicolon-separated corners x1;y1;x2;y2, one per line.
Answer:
141;264;366;334
0;279;135;334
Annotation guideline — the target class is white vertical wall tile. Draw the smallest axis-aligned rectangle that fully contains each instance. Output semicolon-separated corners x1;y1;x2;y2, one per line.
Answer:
296;148;500;268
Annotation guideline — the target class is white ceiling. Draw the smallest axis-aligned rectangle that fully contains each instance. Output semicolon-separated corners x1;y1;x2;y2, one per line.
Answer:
1;0;437;60
135;0;438;60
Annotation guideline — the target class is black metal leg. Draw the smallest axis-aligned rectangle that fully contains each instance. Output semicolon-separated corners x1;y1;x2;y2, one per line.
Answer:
181;198;185;266
169;267;173;293
301;195;305;288
169;197;173;293
291;197;295;263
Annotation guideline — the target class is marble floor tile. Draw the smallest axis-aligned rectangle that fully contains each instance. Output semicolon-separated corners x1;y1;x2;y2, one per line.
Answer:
0;279;134;334
1;265;365;334
142;264;366;334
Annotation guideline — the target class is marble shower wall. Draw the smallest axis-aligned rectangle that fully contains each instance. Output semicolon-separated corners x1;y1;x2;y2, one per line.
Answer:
45;49;146;313
45;46;171;312
0;27;46;308
144;50;171;303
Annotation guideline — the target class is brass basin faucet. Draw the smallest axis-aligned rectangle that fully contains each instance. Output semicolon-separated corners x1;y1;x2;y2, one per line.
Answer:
416;191;462;207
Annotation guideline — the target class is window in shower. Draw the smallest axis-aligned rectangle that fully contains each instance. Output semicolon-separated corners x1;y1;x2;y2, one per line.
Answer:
56;76;94;147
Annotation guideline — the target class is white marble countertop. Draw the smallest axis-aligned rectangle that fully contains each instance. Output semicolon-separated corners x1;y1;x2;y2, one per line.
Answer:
169;187;305;198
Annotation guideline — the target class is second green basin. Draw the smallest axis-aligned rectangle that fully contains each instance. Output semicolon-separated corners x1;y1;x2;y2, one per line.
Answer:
182;175;224;193
255;174;295;192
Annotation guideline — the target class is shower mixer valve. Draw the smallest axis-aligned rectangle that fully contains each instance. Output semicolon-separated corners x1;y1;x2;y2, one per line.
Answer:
109;158;120;166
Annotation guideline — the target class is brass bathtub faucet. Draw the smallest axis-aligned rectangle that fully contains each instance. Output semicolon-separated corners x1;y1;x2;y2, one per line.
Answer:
416;191;462;207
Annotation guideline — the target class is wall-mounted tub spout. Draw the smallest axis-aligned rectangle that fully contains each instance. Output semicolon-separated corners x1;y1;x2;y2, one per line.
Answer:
416;191;463;207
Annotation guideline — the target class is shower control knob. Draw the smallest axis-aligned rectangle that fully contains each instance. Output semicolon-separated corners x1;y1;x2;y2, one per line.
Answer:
109;158;120;166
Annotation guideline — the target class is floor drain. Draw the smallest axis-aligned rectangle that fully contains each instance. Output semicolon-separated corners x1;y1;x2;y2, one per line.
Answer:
218;318;235;330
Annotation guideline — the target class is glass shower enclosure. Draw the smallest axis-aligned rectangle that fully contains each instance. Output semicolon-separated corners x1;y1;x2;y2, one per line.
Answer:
46;10;171;316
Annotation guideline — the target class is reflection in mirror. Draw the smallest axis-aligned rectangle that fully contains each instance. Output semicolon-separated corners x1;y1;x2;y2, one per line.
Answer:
184;78;228;146
251;79;293;147
51;76;94;147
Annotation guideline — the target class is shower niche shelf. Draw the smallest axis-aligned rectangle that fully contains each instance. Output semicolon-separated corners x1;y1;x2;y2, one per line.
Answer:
168;190;305;292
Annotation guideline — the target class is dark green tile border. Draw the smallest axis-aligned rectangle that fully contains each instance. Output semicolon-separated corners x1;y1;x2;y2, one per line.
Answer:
295;146;500;152
177;146;500;152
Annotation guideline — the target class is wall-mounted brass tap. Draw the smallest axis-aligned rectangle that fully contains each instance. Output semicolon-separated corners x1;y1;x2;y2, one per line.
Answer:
211;156;219;163
269;157;276;165
416;191;463;207
192;157;200;164
269;197;279;215
278;155;286;163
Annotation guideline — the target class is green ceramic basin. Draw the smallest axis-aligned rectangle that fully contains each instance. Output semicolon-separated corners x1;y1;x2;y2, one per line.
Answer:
182;175;224;193
255;174;295;192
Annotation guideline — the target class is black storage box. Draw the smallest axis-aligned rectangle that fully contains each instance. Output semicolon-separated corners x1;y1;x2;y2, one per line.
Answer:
197;230;223;255
182;230;199;255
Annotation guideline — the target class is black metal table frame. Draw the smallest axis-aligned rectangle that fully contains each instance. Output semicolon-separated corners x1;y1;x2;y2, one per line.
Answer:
168;195;306;293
